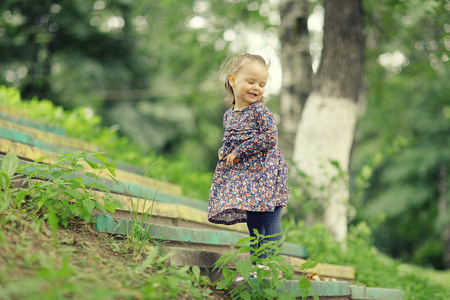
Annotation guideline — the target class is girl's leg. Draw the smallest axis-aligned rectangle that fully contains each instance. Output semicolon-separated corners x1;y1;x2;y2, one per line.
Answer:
263;206;283;246
246;206;283;261
246;210;265;259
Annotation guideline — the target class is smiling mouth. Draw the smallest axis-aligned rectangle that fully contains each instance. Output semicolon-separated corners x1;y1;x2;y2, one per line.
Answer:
248;92;258;97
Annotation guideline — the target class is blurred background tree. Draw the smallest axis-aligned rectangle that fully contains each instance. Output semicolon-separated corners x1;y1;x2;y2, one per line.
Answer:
351;0;449;269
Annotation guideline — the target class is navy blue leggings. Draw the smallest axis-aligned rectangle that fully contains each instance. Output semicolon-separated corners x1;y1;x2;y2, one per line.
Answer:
246;206;283;261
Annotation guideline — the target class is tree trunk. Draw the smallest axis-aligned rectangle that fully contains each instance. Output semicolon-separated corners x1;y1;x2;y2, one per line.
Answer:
438;166;450;269
278;0;312;160
292;0;365;242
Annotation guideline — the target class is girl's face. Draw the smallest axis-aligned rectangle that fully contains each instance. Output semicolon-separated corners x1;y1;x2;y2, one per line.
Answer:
229;60;268;110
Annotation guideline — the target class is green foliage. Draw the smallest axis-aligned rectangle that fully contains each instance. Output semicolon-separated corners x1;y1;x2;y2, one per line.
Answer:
0;153;20;215
413;239;445;268
149;157;213;201
285;161;324;223
0;150;123;230
0;153;29;220
213;230;319;300
189;265;214;298
283;217;450;300
133;246;205;299
350;0;450;269
286;159;349;225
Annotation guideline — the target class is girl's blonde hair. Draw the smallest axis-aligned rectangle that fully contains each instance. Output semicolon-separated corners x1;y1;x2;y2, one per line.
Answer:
221;53;268;106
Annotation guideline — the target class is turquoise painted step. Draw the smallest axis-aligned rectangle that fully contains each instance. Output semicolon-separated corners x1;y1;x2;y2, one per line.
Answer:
0;126;57;151
350;285;403;300
247;279;402;300
0;126;145;175
0;112;66;135
96;214;309;259
0;155;207;211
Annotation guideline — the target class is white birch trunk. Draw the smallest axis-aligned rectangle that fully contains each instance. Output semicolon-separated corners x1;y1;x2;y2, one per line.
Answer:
289;0;364;242
293;92;358;242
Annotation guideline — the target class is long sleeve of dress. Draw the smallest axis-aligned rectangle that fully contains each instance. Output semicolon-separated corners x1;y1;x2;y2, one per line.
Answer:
232;103;277;159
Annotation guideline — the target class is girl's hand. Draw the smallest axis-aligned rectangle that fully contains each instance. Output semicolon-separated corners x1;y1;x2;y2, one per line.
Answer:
219;151;224;160
224;153;238;166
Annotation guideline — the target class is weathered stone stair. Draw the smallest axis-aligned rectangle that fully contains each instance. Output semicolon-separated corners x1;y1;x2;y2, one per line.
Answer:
0;106;403;299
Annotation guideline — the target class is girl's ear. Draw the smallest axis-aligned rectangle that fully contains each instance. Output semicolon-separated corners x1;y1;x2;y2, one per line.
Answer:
229;74;235;87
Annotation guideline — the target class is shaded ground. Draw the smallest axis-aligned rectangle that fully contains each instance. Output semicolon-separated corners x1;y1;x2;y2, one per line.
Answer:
0;211;230;299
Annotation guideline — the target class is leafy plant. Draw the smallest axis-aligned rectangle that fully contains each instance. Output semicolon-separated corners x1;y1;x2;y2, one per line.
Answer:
135;245;204;299
189;265;214;298
12;150;123;229
0;152;18;211
213;230;319;300
0;152;30;219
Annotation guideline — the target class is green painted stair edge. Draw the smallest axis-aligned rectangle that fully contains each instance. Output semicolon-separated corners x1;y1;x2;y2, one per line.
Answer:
350;285;403;300
96;214;309;259
247;279;402;299
0;112;66;135
0;126;145;175
0;154;207;211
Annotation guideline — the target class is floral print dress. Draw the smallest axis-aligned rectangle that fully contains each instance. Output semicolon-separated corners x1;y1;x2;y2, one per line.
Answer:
208;101;289;225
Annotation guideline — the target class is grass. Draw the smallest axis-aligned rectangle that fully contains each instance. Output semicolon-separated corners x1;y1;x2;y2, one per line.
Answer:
398;263;450;290
0;213;224;300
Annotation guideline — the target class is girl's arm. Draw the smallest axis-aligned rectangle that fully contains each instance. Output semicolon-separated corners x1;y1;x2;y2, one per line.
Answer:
232;102;277;159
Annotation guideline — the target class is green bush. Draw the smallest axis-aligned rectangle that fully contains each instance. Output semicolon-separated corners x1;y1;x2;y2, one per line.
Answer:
413;239;445;269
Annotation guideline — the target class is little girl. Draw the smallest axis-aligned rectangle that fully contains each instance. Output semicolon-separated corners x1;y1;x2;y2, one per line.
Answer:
208;53;289;260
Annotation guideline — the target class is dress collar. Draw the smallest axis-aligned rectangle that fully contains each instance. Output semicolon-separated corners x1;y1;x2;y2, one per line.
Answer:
232;101;259;112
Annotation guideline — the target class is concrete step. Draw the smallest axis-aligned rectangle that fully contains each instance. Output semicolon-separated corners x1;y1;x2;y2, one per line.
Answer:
0;119;145;175
164;247;355;283
96;214;309;259
0;139;182;195
96;215;357;284
0;117;103;152
242;280;402;300
5;156;245;233
0;109;65;135
5;156;198;211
